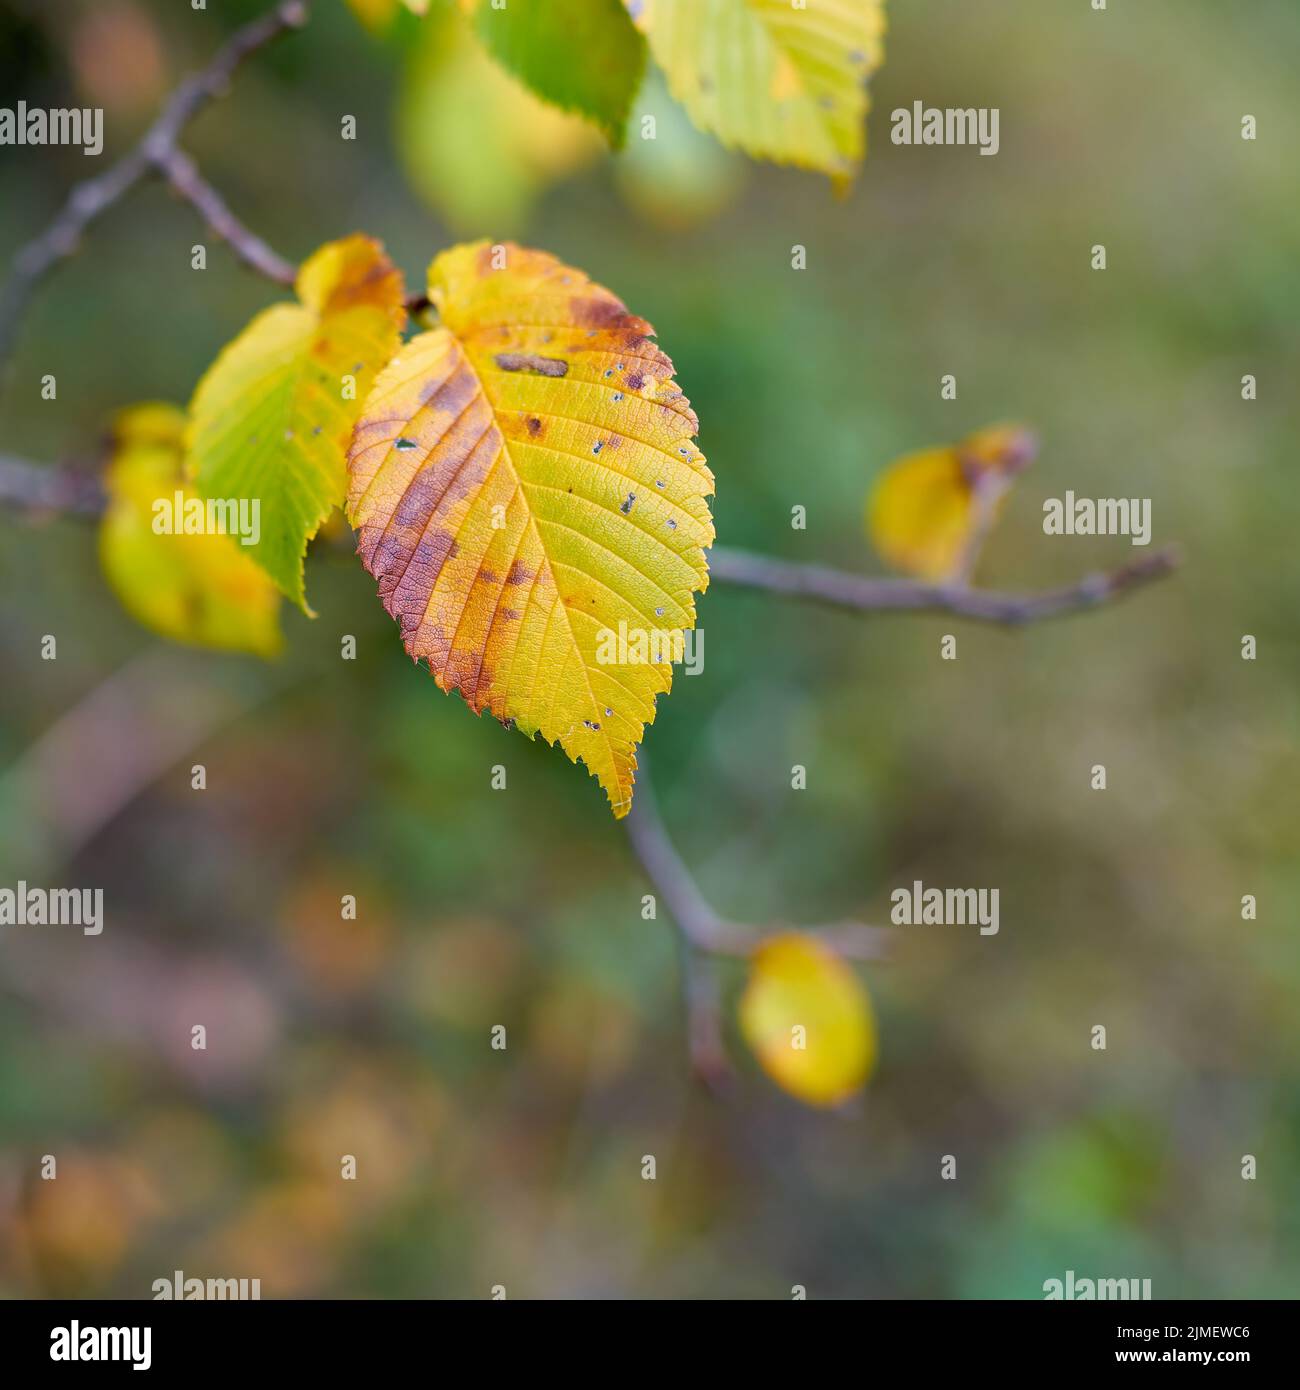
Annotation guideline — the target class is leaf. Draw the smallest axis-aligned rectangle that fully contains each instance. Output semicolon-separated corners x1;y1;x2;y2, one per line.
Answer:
99;403;282;657
867;423;1037;580
613;68;748;230
186;235;408;612
738;933;875;1107
397;4;604;236
624;0;887;181
472;0;647;147
347;241;714;817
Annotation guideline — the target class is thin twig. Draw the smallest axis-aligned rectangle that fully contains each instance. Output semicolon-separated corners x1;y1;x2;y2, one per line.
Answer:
625;759;891;963
709;543;1180;625
625;756;890;1084
624;766;752;957
0;453;105;516
0;0;311;379
155;149;297;287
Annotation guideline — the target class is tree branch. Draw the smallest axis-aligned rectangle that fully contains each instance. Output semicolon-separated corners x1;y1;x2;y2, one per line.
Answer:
0;453;105;516
154;148;298;287
625;757;890;1085
0;0;311;378
708;543;1180;625
625;759;892;963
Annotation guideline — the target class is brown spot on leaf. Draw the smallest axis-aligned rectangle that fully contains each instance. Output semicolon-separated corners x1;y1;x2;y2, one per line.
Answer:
569;295;633;330
525;416;544;437
494;352;568;377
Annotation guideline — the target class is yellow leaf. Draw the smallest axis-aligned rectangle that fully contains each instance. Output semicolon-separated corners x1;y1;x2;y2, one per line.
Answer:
99;403;282;657
347;241;714;818
866;423;1037;579
186;235;407;613
738;933;875;1107
624;0;887;181
344;0;399;32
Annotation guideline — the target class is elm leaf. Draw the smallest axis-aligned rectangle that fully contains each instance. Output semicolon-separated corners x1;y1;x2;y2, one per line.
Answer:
186;235;407;612
739;933;876;1107
625;0;887;182
100;403;282;657
347;241;714;817
473;0;647;147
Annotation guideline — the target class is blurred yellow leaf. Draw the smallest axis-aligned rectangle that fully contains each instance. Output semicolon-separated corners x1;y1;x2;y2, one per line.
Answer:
397;4;603;236
185;235;407;612
347;241;713;817
345;0;428;31
866;423;1037;579
99;403;283;657
624;0;887;182
738;933;875;1107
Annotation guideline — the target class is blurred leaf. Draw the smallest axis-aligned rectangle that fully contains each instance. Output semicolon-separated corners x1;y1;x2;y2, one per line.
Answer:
397;4;603;236
345;0;429;33
614;68;747;229
186;236;407;612
346;241;713;817
99;403;283;657
738;933;875;1106
867;423;1037;579
624;0;886;182
471;0;646;147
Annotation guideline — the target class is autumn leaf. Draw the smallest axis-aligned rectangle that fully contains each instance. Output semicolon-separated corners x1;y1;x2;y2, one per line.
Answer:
186;235;407;612
347;241;714;817
867;423;1037;580
738;933;875;1107
471;0;647;147
99;403;282;657
624;0;887;181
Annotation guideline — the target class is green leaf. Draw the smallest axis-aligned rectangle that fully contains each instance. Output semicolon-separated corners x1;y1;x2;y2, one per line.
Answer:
473;0;647;147
185;236;407;612
397;4;603;236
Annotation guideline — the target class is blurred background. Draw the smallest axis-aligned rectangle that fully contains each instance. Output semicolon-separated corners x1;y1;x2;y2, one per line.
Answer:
1;0;1298;1298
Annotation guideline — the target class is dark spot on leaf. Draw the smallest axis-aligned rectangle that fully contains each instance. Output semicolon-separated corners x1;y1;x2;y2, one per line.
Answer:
394;437;418;451
505;559;532;585
620;493;636;513
494;353;568;377
626;372;645;391
525;416;544;436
